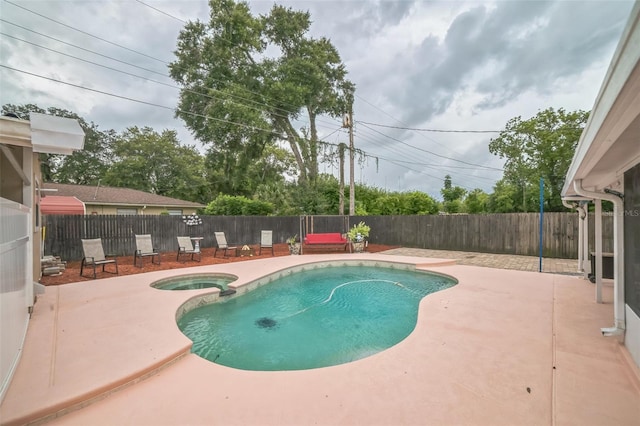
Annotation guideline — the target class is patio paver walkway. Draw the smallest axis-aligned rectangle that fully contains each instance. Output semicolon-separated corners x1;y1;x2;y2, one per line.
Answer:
381;248;580;275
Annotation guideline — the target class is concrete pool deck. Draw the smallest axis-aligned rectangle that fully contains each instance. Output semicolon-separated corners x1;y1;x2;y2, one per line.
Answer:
1;253;639;425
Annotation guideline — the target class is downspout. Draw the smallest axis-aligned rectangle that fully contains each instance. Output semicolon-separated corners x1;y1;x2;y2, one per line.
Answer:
578;202;588;274
581;201;590;278
573;180;625;338
562;200;584;273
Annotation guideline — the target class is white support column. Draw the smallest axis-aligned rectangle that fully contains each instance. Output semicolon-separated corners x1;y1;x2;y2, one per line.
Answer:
577;205;585;273
594;199;603;303
612;199;625;331
582;202;590;279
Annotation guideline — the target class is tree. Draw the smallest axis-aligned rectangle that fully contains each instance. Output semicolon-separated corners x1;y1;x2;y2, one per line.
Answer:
205;144;296;197
169;0;354;187
103;127;209;203
486;179;519;213
489;108;588;211
253;181;293;215
464;188;489;214
1;103;113;184
441;175;466;213
204;194;274;215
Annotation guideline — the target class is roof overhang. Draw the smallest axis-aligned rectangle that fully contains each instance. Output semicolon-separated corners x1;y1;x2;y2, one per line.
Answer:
562;2;640;198
30;112;85;155
83;201;205;208
41;196;86;215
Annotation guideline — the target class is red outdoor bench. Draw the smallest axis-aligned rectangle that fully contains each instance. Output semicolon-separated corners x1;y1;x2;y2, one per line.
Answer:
303;233;349;252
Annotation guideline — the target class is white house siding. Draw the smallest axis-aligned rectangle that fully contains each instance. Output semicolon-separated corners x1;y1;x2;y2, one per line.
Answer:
0;198;31;402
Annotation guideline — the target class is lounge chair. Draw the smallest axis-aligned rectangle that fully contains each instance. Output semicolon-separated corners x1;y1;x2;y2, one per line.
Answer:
214;232;237;258
134;234;161;268
177;236;201;262
259;230;274;256
80;238;118;279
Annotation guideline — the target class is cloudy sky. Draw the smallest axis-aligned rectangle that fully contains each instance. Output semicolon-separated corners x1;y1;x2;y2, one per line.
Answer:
0;0;635;199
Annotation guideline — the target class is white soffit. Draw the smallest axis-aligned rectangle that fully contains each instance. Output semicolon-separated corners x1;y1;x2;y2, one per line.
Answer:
562;1;640;197
29;112;85;155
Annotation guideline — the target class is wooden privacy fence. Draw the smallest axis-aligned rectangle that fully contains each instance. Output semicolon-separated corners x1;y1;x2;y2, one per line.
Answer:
359;212;612;258
43;215;302;261
43;212;612;261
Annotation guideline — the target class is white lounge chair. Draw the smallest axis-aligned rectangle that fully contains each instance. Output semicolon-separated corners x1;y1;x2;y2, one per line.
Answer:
177;236;201;262
214;232;237;258
80;238;118;279
134;234;161;268
259;230;274;256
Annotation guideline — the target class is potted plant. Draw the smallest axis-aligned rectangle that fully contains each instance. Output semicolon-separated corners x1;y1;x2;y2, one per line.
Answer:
287;234;301;255
347;221;370;253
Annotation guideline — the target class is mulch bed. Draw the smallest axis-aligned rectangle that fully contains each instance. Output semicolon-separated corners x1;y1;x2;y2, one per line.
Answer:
41;243;399;286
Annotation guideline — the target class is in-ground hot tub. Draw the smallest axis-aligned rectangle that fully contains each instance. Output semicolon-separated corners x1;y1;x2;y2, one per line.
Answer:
151;273;238;291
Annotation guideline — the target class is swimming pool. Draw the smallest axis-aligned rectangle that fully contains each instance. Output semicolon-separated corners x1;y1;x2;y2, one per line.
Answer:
177;263;457;370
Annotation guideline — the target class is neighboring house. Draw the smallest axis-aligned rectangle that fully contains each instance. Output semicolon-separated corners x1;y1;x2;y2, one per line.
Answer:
562;2;640;370
0;113;84;402
42;183;204;215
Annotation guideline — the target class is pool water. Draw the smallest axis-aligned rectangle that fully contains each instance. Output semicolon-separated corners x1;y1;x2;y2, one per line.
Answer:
152;273;237;291
178;265;456;371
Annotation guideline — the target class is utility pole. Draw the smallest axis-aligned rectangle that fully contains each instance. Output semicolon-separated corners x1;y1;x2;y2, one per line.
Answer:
338;143;345;215
344;106;355;216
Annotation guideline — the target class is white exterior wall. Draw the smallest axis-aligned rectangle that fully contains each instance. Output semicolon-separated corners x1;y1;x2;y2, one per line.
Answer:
0;198;31;403
626;305;640;369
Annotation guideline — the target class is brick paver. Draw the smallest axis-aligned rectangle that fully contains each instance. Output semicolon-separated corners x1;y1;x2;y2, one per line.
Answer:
381;248;581;275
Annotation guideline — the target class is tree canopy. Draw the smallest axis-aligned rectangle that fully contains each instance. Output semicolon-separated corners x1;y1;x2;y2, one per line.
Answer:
1;103;113;184
489;108;588;211
169;0;354;189
103;126;209;203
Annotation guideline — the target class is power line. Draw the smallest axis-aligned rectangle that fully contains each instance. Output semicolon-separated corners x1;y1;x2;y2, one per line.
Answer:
359;123;504;172
0;64;277;134
354;137;498;184
4;0;168;64
354;124;501;173
355;94;463;154
0;24;168;77
382;158;476;191
354;93;505;175
318;135;493;191
319;119;501;187
357;120;504;133
2;5;291;115
2;64;343;153
0;17;340;130
0;32;331;134
1;0;333;123
134;0;186;23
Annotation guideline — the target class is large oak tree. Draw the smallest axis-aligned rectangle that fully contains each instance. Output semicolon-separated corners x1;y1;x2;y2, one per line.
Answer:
169;0;354;191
